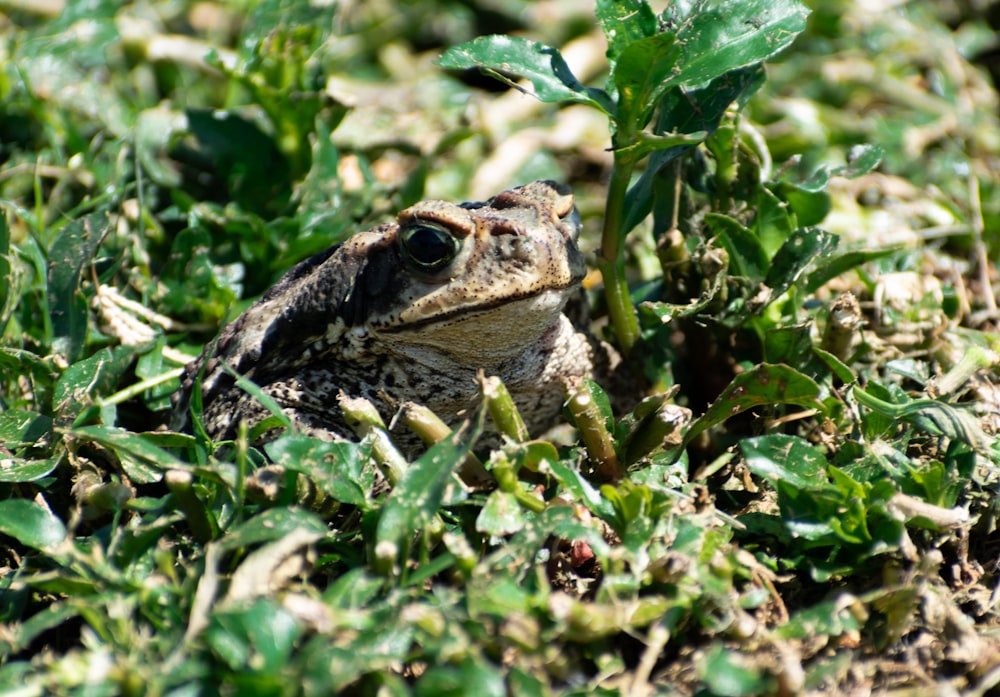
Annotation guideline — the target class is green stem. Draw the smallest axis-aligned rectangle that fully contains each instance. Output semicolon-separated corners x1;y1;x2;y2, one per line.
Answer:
597;155;641;355
491;453;546;513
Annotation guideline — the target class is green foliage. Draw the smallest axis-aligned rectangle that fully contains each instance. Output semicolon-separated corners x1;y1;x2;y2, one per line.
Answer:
442;0;811;354
1;0;999;695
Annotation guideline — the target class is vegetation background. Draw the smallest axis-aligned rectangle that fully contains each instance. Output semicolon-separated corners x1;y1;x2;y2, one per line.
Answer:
1;0;999;694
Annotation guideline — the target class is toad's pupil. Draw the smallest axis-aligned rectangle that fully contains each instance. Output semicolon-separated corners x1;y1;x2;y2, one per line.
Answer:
403;225;457;270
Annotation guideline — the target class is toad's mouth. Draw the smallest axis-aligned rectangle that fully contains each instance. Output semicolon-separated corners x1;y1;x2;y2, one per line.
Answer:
380;283;579;335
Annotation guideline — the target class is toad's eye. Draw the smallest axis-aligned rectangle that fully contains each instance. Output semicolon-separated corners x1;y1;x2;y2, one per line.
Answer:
399;223;460;272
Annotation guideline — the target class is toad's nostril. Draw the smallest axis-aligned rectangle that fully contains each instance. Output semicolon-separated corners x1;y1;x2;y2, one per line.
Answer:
506;236;536;262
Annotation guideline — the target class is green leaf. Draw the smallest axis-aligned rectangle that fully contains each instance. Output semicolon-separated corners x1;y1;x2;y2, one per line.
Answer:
764;227;839;298
683;364;823;459
0;499;66;552
238;0;338;51
753;186;797;258
853;387;992;453
595;0;657;62
613;33;681;129
545;458;616;521
415;656;506;697
0;409;53;448
53;346;136;423
437;36;613;114
375;418;480;555
1;602;81;657
477;490;526;536
775;597;862;640
673;0;810;88
266;434;372;507
812;347;858;384
69;425;189;482
223;363;293;433
304;617;416;692
762;322;814;366
626;66;767;234
185;108;293;213
741;435;828;490
805;247;898;294
699;644;772;696
0;456;60;483
47;213;107;362
133;339;179;412
218;507;328;552
774;181;832;227
206;598;302;673
797;143;886;192
705;213;768;280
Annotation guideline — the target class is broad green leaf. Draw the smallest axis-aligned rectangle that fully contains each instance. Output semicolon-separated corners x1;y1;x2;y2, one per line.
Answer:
613;33;681;129
798;143;886;192
853;387;992;453
218;507;328;552
741;435;829;490
47;213;107;362
266;434;372;507
753;185;796;259
601;481;656;552
595;0;657;61
805;247;898;294
775;596;862;640
53;346;136;423
545;458;616;521
477;490;525;536
626;66;767;234
0;409;52;447
774;181;832;227
705;213;768;280
375;416;480;553
185;108;293;213
0;456;60;483
761;322;814;366
683;364;823;459
699;644;772;696
437;36;613;114
323;567;385;610
415;656;505;697
467;574;533;619
842;144;885;177
673;0;810;88
0;499;66;552
764;227;839;299
206;598;302;673
69;425;188;482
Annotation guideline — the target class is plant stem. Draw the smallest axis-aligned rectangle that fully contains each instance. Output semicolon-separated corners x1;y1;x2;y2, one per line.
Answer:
597;155;641;354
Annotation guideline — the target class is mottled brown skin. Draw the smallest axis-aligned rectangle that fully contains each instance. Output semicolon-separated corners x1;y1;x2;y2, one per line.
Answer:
173;180;608;449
